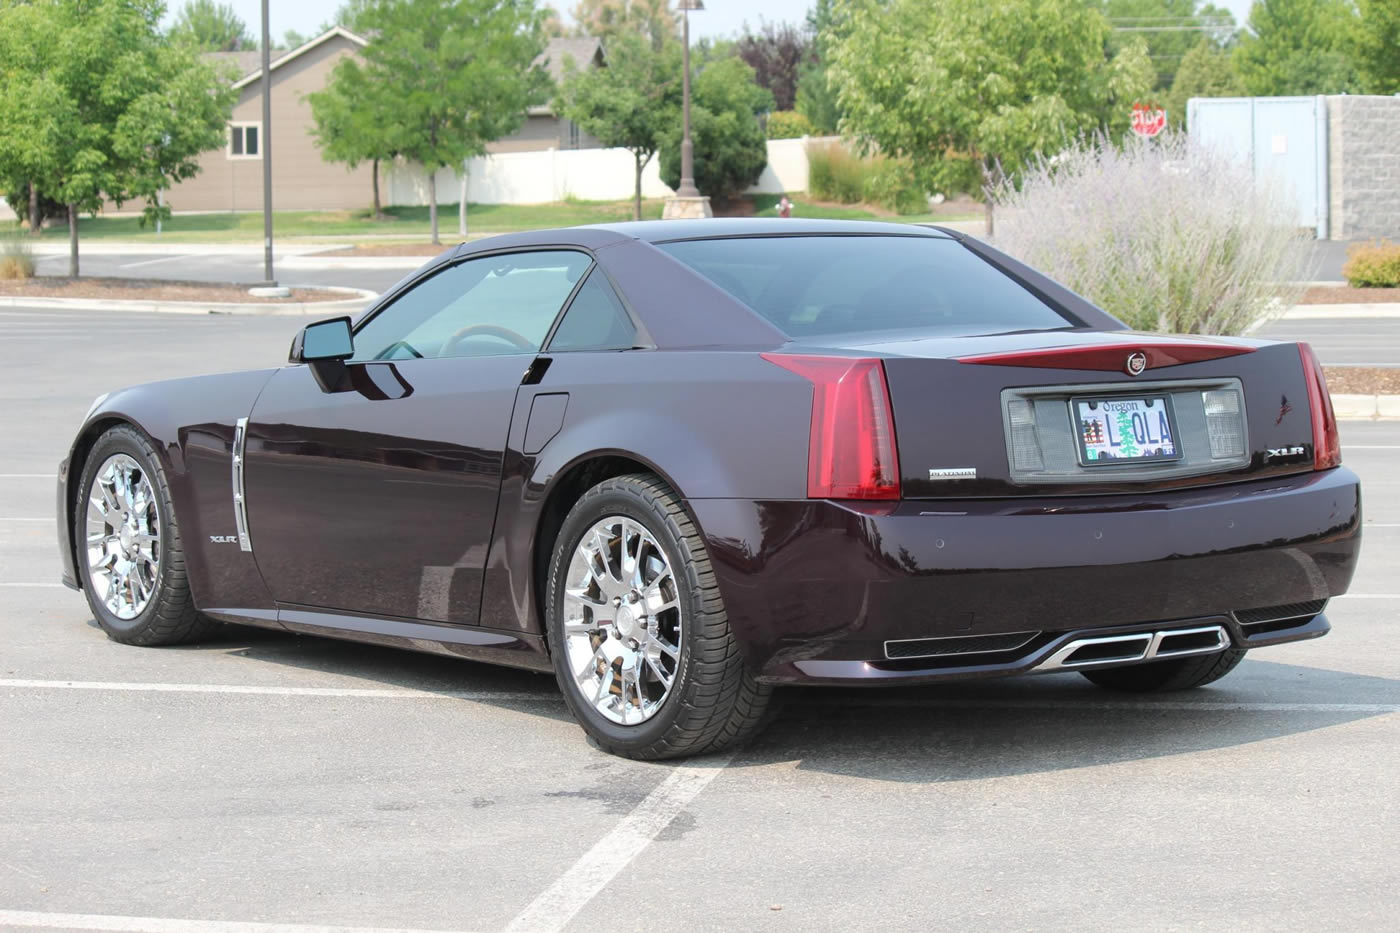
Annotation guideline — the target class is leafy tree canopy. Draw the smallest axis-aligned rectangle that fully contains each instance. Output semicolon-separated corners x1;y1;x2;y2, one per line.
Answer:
1353;0;1400;94
347;0;550;242
658;57;772;200
168;0;253;52
1162;38;1243;127
0;0;235;272
734;22;811;112
569;0;676;50
1232;0;1361;96
557;32;681;218
1101;1;1237;91
828;0;1156;196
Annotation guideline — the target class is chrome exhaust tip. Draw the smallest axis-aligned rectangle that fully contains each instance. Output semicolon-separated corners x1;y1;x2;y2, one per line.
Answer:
1038;624;1229;672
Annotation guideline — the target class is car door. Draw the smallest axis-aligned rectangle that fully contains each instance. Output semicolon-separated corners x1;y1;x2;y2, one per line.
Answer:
242;249;593;624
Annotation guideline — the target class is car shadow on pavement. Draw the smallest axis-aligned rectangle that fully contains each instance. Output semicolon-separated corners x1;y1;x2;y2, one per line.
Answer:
112;621;1398;779
739;661;1400;783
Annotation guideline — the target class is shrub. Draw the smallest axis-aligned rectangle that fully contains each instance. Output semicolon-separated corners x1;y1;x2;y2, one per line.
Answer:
1342;240;1400;287
862;157;924;215
988;133;1312;335
807;142;865;203
766;110;814;139
0;232;35;279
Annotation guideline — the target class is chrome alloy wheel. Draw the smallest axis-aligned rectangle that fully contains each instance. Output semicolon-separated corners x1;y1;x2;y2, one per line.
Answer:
562;516;684;725
85;453;161;620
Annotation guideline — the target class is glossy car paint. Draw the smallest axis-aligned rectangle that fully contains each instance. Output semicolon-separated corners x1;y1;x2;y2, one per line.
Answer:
56;220;1363;686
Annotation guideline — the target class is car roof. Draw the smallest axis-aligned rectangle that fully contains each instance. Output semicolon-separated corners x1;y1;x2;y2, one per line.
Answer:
586;218;955;242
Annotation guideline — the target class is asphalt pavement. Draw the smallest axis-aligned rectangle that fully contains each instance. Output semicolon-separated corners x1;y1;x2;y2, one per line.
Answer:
1;307;1397;932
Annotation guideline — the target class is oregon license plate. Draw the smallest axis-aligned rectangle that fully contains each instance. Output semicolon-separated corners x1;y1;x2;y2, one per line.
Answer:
1074;396;1181;465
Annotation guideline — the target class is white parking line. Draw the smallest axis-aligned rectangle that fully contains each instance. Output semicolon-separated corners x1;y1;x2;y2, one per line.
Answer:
0;679;554;701
1335;593;1400;599
0;583;64;588
0;474;54;478
0;517;51;522
503;756;734;933
119;254;210;269
0;909;476;933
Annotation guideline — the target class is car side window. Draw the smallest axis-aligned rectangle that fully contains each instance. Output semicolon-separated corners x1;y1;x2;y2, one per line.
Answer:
546;269;637;352
351;250;592;361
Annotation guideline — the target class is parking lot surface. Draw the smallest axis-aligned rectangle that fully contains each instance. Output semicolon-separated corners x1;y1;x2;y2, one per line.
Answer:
2;307;1397;932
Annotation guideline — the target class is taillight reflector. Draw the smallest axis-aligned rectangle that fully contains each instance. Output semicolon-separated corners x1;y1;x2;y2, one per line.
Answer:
1298;343;1341;469
761;354;901;500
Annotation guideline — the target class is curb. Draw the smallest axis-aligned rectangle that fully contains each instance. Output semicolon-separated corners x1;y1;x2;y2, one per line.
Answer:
0;286;375;316
1333;393;1400;421
1281;303;1400;319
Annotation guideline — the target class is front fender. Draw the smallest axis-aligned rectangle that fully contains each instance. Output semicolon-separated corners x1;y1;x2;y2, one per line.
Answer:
59;370;279;612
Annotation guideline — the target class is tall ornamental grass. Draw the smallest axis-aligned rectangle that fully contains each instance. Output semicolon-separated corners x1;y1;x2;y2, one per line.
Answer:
806;142;925;214
989;133;1313;335
0;231;36;280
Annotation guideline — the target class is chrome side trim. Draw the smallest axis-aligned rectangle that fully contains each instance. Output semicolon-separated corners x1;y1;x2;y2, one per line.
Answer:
1036;624;1230;673
232;417;252;552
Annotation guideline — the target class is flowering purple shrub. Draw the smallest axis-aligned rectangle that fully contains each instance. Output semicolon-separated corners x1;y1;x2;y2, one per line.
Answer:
989;133;1312;335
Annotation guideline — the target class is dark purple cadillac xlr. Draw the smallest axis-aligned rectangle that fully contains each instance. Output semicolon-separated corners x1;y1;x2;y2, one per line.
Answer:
56;220;1362;758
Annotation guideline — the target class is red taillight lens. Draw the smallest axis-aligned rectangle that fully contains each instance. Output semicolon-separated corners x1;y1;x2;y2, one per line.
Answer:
1299;343;1341;470
761;354;901;500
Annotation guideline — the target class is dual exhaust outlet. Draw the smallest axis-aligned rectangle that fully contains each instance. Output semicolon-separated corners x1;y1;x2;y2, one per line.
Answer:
1037;625;1230;672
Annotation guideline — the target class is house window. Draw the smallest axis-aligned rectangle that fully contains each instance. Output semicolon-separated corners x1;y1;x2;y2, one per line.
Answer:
228;123;261;159
566;119;580;150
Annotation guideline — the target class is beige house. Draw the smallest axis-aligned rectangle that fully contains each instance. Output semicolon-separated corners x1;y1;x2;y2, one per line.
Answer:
161;29;605;214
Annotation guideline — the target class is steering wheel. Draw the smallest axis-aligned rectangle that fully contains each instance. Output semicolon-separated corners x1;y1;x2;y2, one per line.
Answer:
373;339;424;361
440;324;535;357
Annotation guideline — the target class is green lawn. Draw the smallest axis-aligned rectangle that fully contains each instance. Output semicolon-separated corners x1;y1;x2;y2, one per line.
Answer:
13;196;974;244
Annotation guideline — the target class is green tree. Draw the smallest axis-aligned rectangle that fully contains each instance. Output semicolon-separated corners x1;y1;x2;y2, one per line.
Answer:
309;55;404;218
168;0;253;51
796;0;847;134
658;57;772;201
1232;0;1361;96
1353;0;1400;94
1101;1;1237;91
828;0;1155;199
1163;38;1243;128
0;0;235;275
570;0;676;50
349;0;549;244
557;33;681;219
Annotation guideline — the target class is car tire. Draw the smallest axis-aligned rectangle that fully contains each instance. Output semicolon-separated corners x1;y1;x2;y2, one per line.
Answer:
75;425;220;647
545;473;773;760
1080;648;1247;692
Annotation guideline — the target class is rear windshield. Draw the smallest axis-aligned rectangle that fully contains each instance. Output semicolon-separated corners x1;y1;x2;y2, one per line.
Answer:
658;235;1072;338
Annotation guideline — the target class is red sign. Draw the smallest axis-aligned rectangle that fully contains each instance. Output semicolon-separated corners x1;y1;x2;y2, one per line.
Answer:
1131;103;1167;138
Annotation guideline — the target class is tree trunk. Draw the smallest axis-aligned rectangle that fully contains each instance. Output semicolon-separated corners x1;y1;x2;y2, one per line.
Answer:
633;152;644;221
428;172;439;245
28;182;40;237
371;158;382;219
67;204;79;277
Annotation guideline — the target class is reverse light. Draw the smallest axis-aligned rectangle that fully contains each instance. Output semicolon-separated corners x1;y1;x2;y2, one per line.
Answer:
761;354;901;500
1298;343;1341;469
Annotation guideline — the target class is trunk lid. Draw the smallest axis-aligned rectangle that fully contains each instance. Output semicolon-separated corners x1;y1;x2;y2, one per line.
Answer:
820;331;1319;499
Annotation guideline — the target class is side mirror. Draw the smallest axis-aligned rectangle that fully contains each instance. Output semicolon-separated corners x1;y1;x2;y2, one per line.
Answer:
293;317;354;392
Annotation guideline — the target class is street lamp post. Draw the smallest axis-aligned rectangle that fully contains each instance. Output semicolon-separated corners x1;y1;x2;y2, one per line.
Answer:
663;0;712;219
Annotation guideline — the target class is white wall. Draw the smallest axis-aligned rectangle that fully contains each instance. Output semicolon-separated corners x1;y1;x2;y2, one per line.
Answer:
384;136;840;206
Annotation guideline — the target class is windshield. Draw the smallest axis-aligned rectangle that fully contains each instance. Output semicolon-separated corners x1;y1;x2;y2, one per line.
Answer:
658;235;1072;339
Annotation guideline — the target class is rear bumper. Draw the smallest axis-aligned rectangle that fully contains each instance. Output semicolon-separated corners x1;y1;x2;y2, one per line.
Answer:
691;467;1361;686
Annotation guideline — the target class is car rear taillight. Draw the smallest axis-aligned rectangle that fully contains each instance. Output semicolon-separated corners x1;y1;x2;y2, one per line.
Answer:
761;354;901;500
1299;343;1341;469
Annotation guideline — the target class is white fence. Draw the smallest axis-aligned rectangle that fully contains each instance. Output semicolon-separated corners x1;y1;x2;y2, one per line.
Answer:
384;136;837;206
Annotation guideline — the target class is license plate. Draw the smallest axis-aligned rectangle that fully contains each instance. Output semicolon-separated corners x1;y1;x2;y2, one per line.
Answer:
1073;396;1181;465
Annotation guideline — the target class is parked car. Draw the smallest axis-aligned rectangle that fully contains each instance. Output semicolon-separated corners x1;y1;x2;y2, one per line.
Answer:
56;220;1362;758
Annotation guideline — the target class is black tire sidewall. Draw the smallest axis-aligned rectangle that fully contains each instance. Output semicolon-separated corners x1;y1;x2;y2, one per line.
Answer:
546;485;701;753
76;429;176;640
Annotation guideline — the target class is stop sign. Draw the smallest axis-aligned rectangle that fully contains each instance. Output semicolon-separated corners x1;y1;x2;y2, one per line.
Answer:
1131;103;1167;138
